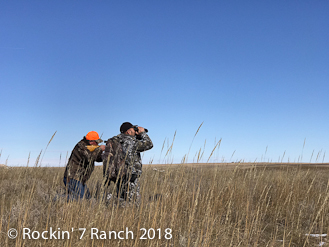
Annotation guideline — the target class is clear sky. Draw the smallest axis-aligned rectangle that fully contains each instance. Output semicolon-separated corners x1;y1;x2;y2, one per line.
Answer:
1;1;328;166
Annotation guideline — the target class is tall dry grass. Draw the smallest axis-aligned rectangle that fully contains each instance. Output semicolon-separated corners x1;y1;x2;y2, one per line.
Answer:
1;163;329;246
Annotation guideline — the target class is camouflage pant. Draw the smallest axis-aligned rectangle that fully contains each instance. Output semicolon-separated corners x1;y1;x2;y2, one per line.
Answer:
116;174;140;203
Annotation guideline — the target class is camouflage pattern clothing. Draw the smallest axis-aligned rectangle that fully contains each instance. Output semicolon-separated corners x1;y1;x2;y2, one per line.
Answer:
64;138;103;184
113;131;153;201
118;131;153;176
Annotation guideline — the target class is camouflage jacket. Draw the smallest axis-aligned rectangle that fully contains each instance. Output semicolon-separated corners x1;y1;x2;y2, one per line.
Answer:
63;138;103;184
116;132;153;176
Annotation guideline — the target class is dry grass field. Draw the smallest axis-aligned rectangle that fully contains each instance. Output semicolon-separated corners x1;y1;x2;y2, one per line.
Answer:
1;163;329;246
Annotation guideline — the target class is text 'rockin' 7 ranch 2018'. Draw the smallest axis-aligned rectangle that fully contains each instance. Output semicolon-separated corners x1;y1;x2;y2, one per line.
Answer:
20;227;173;240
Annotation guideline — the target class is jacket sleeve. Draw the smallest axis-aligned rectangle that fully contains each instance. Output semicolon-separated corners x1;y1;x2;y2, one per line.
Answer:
94;147;103;162
80;144;103;164
135;132;153;152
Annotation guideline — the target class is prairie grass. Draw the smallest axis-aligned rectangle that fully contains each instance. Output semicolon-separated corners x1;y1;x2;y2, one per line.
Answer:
1;164;329;246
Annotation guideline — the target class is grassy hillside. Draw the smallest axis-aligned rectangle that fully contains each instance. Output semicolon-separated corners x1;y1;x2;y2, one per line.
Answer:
1;164;329;246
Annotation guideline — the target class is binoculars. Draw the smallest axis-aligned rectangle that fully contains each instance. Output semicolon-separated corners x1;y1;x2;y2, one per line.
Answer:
134;126;148;133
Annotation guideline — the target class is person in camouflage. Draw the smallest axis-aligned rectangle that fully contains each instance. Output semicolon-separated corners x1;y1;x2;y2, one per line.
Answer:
110;122;153;202
63;131;105;201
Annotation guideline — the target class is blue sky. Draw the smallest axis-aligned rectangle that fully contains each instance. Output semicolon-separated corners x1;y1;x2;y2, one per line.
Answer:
1;1;328;166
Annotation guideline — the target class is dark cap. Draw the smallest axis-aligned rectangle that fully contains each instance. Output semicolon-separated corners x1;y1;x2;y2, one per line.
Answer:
120;122;134;133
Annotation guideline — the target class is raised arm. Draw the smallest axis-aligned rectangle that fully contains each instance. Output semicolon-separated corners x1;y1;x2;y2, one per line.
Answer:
135;132;153;152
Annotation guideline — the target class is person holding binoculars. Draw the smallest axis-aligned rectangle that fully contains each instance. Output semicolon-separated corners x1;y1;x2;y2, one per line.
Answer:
103;122;153;205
